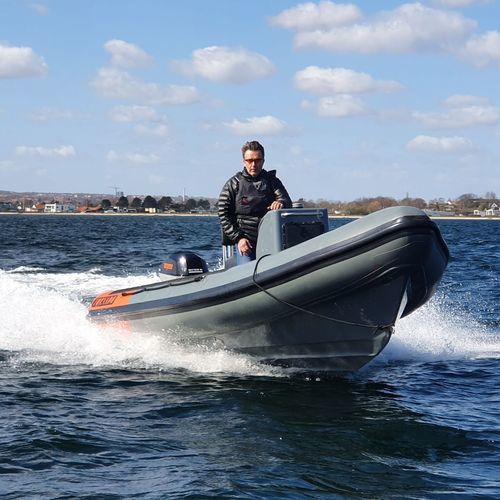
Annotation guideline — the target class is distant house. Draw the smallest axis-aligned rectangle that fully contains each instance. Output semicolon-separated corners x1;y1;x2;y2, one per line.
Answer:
44;202;75;213
24;202;45;213
485;203;500;216
0;202;14;212
474;202;499;217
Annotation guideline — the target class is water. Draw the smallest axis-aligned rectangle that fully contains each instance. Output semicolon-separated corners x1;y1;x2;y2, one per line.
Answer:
0;214;498;498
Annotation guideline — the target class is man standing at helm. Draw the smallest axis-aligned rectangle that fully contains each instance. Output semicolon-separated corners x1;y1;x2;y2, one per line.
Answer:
218;140;292;263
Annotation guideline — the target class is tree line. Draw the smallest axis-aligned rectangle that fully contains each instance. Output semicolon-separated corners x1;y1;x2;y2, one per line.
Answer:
295;192;498;216
99;195;213;212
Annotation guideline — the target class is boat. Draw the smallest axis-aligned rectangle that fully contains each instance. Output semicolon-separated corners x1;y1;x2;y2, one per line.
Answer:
88;206;449;371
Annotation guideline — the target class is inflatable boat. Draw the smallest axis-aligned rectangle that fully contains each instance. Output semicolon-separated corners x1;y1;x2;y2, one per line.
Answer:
88;206;449;371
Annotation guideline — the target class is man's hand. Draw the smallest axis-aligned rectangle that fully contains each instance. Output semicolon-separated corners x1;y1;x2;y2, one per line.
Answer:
268;201;283;211
237;237;252;256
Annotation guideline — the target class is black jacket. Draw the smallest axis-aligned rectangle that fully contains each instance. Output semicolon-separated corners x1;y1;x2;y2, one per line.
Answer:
218;168;292;245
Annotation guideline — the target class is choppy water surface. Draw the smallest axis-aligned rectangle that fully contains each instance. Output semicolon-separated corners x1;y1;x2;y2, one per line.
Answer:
1;214;498;498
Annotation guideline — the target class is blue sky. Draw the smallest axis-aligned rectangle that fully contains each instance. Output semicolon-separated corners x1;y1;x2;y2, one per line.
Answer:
1;0;499;202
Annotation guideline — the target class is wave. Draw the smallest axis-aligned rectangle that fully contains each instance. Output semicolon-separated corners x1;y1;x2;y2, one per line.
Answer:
0;270;281;376
1;270;498;375
377;294;500;363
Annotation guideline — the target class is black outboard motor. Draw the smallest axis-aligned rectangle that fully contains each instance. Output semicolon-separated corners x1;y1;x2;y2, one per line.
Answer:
159;252;208;277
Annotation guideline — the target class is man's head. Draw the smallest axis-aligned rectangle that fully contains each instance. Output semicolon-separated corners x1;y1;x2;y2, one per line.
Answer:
241;140;265;177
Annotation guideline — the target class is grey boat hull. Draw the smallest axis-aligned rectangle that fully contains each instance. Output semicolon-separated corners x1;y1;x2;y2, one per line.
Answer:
89;207;449;371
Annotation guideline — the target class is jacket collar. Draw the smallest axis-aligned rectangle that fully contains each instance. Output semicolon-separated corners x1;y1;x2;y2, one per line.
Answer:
242;167;267;180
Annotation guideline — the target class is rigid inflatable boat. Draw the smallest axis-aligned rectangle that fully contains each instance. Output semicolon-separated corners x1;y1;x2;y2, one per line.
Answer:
88;206;449;371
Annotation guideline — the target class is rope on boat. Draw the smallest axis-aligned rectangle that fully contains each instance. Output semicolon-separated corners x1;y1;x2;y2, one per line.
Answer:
251;254;394;330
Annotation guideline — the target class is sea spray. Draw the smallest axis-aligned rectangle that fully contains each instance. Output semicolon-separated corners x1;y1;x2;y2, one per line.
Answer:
377;293;500;364
0;270;282;376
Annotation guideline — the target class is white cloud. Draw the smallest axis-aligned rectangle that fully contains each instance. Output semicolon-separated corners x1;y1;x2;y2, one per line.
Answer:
273;3;475;55
172;46;275;84
407;135;474;152
223;115;291;135
294;66;403;94
104;39;154;68
443;94;489;107
459;31;500;67
30;106;91;121
109;105;159;122
109;105;168;136
272;2;500;67
432;0;489;7
414;95;500;127
134;124;169;137
316;95;369;117
15;145;76;158
30;3;49;15
90;67;199;105
268;1;362;30
0;43;48;78
106;150;161;164
302;3;473;53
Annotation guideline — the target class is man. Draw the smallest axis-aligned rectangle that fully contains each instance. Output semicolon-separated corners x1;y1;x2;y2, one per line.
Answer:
218;140;292;263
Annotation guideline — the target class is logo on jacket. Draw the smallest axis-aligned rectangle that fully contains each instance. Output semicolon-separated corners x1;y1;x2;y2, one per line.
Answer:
241;196;250;205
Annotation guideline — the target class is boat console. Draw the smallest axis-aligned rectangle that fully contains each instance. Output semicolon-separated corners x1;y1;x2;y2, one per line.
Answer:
256;208;329;258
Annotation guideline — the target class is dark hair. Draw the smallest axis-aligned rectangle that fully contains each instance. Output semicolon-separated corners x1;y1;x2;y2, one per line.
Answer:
241;140;265;159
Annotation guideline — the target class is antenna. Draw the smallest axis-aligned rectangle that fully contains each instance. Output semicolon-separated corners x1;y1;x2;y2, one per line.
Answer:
108;186;122;197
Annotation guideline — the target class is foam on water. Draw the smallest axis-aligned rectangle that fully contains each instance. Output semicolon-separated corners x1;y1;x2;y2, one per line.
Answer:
377;295;500;364
0;270;281;376
1;270;498;374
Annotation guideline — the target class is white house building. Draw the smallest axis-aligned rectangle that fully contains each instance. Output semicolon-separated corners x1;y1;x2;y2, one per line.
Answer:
44;203;75;213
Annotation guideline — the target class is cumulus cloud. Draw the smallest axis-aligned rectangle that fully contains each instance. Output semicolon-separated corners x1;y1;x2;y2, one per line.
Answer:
272;2;484;57
407;135;474;152
109;105;169;137
432;0;489;7
223;115;291;135
15;145;76;158
30;106;91;121
459;31;500;66
90;67;199;105
172;46;275;84
293;3;475;53
414;95;500;127
268;1;362;30
109;105;159;123
106;150;160;164
134;124;169;137
294;66;403;94
443;94;489;107
315;94;369;117
272;2;500;67
104;39;154;68
0;43;48;78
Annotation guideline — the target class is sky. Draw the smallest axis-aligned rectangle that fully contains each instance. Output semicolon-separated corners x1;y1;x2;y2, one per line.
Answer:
1;0;500;202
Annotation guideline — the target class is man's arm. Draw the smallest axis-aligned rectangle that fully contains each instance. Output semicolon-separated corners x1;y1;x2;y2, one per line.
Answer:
218;177;244;243
272;177;292;208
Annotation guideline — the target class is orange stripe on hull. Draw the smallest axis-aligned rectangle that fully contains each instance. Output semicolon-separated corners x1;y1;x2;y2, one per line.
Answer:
89;290;133;311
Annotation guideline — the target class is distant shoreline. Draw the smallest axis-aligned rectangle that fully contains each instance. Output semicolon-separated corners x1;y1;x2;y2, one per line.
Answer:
1;211;498;221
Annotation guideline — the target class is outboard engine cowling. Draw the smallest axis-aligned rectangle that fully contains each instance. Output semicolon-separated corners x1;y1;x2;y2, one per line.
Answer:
159;252;208;277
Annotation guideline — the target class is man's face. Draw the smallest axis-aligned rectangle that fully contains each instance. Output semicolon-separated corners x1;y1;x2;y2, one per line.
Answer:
243;150;264;177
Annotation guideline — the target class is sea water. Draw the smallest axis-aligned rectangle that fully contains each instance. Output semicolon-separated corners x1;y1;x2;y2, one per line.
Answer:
0;214;498;498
